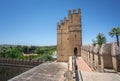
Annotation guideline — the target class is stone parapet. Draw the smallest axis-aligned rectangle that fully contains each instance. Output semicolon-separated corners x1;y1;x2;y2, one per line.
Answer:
111;43;120;71
81;42;120;72
99;44;111;55
0;58;42;66
111;43;120;56
93;45;100;54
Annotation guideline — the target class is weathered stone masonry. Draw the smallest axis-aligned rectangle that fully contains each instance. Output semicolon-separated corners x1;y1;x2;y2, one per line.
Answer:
0;58;42;66
57;9;82;62
81;43;120;72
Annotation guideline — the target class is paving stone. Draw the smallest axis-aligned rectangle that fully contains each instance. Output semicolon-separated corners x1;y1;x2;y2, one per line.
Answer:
76;57;92;72
81;71;120;81
8;62;67;81
8;57;120;81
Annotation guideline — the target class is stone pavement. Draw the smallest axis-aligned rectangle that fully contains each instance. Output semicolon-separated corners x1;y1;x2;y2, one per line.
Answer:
76;57;92;72
8;62;67;81
8;57;120;81
81;71;120;81
76;57;120;81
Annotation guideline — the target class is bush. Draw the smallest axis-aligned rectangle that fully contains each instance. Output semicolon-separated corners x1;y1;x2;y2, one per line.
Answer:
36;54;55;61
5;48;21;59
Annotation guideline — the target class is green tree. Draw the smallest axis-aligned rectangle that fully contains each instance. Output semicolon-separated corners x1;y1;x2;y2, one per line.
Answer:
22;46;30;54
16;45;22;52
92;33;106;47
0;47;8;58
109;27;120;47
92;39;97;46
5;48;21;59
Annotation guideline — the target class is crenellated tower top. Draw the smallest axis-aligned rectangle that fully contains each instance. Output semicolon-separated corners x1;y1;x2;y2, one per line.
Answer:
68;8;81;15
57;8;81;30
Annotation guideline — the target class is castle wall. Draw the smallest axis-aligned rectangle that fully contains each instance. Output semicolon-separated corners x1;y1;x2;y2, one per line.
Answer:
111;43;120;71
100;44;113;69
0;58;42;66
81;43;120;72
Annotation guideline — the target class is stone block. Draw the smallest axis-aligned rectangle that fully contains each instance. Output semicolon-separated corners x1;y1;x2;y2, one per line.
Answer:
93;45;100;54
100;44;113;69
111;43;120;71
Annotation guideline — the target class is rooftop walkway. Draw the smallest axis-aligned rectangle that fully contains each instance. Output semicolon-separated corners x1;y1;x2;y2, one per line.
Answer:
76;57;92;72
81;71;120;81
8;56;120;81
8;62;67;81
76;57;120;81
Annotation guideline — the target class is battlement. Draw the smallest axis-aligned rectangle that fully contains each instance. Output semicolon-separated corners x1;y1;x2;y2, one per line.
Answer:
57;18;68;29
57;8;81;30
68;8;81;15
64;17;66;21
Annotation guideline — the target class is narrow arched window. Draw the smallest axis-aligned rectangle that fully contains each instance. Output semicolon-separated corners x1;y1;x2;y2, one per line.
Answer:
75;35;77;38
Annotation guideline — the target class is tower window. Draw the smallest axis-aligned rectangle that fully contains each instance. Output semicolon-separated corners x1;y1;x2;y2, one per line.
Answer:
75;35;77;38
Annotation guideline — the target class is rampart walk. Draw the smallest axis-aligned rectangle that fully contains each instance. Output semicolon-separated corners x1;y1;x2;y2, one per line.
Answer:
81;42;120;72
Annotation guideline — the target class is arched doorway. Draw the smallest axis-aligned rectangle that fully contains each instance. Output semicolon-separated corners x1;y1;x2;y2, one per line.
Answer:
74;48;77;56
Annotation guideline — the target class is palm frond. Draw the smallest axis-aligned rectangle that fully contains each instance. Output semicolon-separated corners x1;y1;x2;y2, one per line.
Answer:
109;27;120;37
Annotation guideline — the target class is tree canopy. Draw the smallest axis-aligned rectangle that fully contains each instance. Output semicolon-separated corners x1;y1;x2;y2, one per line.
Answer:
0;45;56;61
92;33;106;47
109;27;120;47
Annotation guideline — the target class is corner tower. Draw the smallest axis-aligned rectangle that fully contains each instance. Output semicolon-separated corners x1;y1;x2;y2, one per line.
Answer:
57;8;82;62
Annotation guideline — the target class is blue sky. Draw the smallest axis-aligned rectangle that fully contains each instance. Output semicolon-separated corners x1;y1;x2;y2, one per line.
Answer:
0;0;120;46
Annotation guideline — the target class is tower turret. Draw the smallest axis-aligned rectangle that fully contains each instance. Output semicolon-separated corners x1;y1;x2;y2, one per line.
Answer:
57;8;82;62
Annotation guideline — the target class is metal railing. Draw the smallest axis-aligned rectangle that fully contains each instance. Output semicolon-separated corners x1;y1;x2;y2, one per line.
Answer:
68;55;83;81
72;55;83;81
79;71;83;81
73;55;78;81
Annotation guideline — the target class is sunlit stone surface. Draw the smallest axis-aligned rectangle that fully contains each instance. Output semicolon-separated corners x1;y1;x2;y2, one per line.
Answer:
8;62;67;81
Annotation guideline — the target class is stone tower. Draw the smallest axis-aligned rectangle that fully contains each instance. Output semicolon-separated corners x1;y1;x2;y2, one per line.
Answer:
57;9;82;62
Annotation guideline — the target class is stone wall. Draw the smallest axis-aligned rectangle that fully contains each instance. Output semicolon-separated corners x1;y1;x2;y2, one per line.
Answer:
111;43;120;71
0;58;43;66
100;44;113;70
81;43;120;72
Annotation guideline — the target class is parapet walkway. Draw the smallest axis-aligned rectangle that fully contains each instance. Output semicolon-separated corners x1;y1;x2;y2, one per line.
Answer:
8;57;120;81
76;57;92;72
80;71;120;81
76;57;120;81
8;62;67;81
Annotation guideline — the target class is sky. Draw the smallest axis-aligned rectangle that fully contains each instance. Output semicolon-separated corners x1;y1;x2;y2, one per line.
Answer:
0;0;120;46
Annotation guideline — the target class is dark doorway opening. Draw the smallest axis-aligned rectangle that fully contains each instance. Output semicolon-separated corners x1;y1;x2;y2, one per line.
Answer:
74;48;77;56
